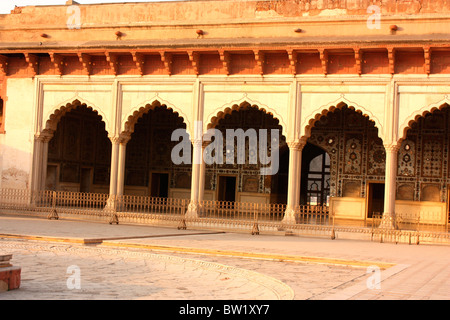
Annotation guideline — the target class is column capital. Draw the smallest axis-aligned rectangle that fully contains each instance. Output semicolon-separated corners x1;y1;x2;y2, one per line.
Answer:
384;143;400;153
119;132;131;144
191;138;203;147
287;140;306;151
110;134;131;145
35;130;54;143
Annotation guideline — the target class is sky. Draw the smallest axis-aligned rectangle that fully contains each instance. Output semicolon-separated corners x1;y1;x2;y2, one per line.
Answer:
0;0;179;14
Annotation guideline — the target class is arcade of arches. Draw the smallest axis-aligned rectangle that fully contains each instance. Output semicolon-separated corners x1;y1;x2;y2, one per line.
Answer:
41;101;450;225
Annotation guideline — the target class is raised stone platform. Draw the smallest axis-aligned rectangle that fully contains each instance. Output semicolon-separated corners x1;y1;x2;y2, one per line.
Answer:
0;255;21;292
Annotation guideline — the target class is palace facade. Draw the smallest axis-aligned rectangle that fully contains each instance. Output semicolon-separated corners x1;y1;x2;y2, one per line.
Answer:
1;0;450;227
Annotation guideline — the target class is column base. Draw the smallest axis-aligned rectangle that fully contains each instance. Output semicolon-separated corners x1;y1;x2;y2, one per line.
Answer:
282;206;297;225
185;201;199;219
104;196;119;224
379;212;396;230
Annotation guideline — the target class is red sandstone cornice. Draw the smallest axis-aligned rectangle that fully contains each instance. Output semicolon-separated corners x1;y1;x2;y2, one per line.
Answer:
0;44;448;77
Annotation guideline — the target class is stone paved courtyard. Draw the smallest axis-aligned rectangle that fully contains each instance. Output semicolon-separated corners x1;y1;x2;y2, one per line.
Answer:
0;239;366;300
0;216;449;301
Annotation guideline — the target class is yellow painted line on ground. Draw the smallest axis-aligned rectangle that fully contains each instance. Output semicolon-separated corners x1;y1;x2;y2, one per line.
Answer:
100;241;396;270
0;233;395;269
0;233;86;244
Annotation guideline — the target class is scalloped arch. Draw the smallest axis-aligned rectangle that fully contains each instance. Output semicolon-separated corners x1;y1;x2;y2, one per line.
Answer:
399;97;450;142
205;99;286;137
122;99;189;137
302;98;383;141
44;98;110;134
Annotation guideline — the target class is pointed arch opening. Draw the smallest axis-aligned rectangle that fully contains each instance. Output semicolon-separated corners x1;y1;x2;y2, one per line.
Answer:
206;102;287;204
123;100;189;138
45;101;111;193
123;103;191;198
303;104;385;221
399;103;449;203
397;103;450;228
45;99;108;135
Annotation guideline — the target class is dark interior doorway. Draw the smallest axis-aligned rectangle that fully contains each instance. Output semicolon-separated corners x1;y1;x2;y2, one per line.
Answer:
151;172;169;198
80;167;92;193
218;176;237;202
367;182;385;218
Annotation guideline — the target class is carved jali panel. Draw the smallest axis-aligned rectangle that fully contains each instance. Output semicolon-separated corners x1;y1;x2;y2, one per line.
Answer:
309;106;385;199
399;105;450;202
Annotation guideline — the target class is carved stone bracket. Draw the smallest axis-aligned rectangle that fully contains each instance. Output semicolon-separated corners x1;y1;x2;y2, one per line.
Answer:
0;55;8;77
49;52;64;76
287;49;298;75
131;51;145;76
188;51;200;76
387;47;395;75
219;50;231;75
318;48;328;75
424;46;431;75
253;50;265;75
77;53;92;76
160;51;172;75
105;52;119;76
354;48;362;76
24;53;39;77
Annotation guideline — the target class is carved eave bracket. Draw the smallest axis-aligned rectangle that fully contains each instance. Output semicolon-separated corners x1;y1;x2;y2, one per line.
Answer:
49;52;64;76
219;50;231;76
77;52;92;76
319;49;328;75
424;46;431;75
160;51;172;76
287;49;298;75
187;51;200;76
24;53;39;77
0;55;9;77
387;47;396;75
354;48;362;76
253;50;265;75
131;51;145;76
105;52;119;76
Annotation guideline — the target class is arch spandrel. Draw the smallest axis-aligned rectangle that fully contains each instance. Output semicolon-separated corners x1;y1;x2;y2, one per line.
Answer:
205;100;286;140
121;99;190;139
301;98;384;142
204;97;287;137
44;98;111;136
399;98;450;142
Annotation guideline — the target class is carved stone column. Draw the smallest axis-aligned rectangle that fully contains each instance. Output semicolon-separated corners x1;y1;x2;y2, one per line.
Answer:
116;133;131;197
108;136;121;205
380;144;400;229
282;140;305;224
39;131;54;191
197;141;209;215
32;131;53;193
186;138;203;218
